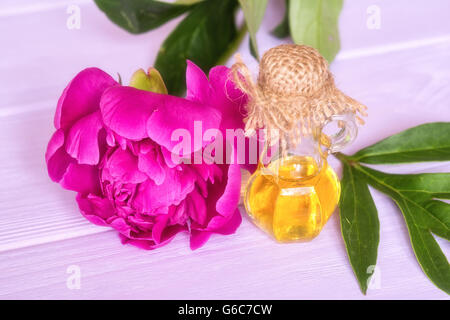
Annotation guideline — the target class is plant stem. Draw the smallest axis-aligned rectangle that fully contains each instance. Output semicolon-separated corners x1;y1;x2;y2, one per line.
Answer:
335;152;358;167
334;152;350;162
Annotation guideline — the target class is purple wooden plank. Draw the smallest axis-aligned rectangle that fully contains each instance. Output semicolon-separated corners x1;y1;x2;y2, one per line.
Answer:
0;0;449;299
0;201;447;299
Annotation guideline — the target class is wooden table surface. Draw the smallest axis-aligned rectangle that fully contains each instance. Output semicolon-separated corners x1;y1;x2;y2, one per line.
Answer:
0;0;449;299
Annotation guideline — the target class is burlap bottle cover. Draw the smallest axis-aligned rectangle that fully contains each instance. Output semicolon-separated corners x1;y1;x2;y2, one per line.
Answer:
230;44;367;146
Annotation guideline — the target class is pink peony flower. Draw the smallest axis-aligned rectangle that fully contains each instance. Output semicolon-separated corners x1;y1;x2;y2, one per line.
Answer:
46;62;249;250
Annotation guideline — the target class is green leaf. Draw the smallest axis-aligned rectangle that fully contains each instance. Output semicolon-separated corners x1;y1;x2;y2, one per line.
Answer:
249;38;258;59
351;164;450;294
155;0;239;95
353;166;450;241
350;122;450;164
238;0;268;60
424;200;450;228
394;199;450;294
216;23;248;66
129;67;168;94
271;0;290;38
94;0;195;34
365;171;450;199
288;0;343;62
339;160;380;294
337;122;450;294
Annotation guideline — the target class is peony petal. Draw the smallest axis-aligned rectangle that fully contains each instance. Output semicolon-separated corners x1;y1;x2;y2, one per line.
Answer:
128;215;154;231
101;85;221;154
152;214;169;244
169;202;187;225
214;208;242;235
76;193;114;226
119;225;185;250
216;163;241;217
209;66;257;172
109;217;132;236
100;86;158;140
55;68;117;129
47;147;74;182
128;231;153;240
209;65;247;113
209;66;247;135
198;163;241;231
146;94;222;156
46;130;74;182
119;234;156;250
160;145;178;168
138;146;166;185
133;165;196;213
189;230;212;250
65;111;104;165
191;162;222;184
105;148;148;184
185;60;210;104
203;207;242;234
45;129;65;163
60;163;101;195
186;188;207;225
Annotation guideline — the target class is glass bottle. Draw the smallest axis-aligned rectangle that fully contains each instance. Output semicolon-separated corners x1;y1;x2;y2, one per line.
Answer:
244;113;357;242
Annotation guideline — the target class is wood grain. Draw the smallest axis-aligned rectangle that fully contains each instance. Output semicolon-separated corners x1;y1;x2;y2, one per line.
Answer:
0;0;449;299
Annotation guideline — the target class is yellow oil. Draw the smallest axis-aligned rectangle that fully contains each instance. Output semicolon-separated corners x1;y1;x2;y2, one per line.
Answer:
244;156;340;242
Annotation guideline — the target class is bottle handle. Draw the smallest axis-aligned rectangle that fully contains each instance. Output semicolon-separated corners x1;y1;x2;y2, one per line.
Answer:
320;113;358;153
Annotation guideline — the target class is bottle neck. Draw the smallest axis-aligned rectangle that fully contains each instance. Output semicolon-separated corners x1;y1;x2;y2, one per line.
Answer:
259;131;326;181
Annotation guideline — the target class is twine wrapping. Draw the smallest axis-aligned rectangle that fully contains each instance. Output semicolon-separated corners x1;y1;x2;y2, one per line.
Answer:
230;44;367;145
